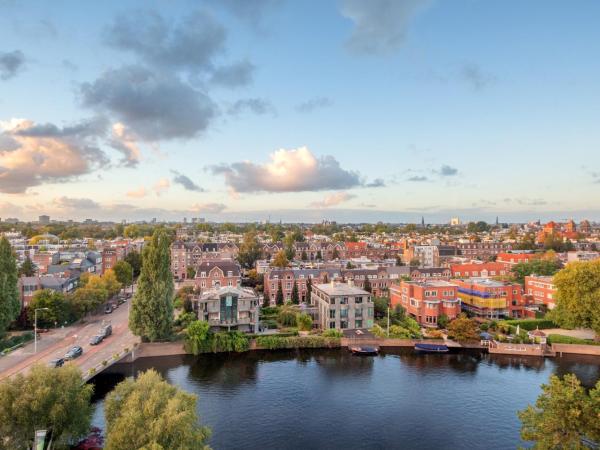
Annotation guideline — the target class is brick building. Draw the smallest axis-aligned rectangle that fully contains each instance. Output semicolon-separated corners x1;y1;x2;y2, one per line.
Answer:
524;275;557;309
456;242;512;260
450;262;508;278
453;278;533;319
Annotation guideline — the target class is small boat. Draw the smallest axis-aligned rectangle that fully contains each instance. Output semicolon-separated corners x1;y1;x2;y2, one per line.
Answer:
349;346;379;356
414;343;449;353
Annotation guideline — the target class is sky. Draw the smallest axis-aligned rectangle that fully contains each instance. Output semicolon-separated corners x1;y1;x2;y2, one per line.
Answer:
1;0;600;224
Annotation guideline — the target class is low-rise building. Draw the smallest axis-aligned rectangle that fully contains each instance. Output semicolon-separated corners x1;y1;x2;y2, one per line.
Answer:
312;282;374;330
389;280;461;327
191;260;241;292
195;286;259;332
453;278;531;319
450;262;508;278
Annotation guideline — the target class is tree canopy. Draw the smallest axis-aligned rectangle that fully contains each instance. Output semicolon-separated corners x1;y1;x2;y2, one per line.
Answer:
19;256;36;277
512;259;561;284
0;237;20;335
104;369;211;450
28;290;71;327
237;231;262;269
129;229;174;341
113;260;133;287
519;373;600;449
272;250;289;268
550;260;600;334
124;249;142;278
0;364;93;450
447;315;480;342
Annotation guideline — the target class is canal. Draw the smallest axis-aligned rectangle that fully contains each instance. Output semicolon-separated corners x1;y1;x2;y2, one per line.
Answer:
90;349;600;450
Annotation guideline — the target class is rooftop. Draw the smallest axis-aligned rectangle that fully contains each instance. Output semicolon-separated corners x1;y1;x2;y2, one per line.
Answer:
314;282;370;296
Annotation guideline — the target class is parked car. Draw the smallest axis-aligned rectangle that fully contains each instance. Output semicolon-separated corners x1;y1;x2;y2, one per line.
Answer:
64;346;83;360
104;304;113;314
117;297;126;305
48;358;64;368
100;324;112;338
89;335;103;346
111;303;118;311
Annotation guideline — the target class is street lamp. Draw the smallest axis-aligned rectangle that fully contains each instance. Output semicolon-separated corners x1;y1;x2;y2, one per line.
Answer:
34;307;49;354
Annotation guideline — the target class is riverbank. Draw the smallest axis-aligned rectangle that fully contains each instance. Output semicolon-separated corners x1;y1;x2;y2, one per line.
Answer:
123;338;600;361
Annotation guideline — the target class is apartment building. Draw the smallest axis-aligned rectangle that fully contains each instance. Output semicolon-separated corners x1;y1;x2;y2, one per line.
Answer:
389;280;461;327
453;278;531;319
450;262;508;278
456;242;512;260
170;241;239;279
312;282;374;330
404;245;439;267
409;267;452;282
191;260;241;292
524;275;557;309
496;252;539;270
195;286;259;332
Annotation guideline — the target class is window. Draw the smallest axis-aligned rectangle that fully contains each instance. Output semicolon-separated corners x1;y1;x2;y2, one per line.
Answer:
341;297;348;305
355;308;363;318
340;309;348;318
329;321;336;329
355;320;363;328
355;296;363;304
330;297;336;305
329;309;336;319
340;320;348;329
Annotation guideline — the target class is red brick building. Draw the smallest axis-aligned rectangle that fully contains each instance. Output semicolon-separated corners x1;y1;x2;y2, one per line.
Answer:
450;262;508;278
189;260;242;292
524;275;557;309
389;280;461;327
496;252;539;270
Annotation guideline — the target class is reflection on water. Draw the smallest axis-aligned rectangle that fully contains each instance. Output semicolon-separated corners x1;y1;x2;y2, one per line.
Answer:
90;348;600;450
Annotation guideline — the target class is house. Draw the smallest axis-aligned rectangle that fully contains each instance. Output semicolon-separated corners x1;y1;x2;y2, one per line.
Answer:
17;275;79;309
312;281;374;331
496;252;539;270
456;242;512;260
389;280;461;327
409;267;451;281
194;286;259;332
404;245;439;267
453;278;532;319
191;260;241;292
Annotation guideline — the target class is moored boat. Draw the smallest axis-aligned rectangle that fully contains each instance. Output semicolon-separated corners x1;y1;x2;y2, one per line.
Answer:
414;343;449;353
349;346;380;356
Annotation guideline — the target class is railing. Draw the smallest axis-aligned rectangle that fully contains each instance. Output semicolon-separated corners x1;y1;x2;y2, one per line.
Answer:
84;342;139;381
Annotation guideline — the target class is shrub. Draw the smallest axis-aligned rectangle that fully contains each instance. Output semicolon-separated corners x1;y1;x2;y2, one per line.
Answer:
184;320;250;354
547;335;600;346
501;319;557;331
277;308;297;327
255;335;340;350
322;329;343;338
296;313;313;332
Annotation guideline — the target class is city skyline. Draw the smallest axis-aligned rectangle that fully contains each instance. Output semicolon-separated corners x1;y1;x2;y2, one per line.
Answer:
2;0;600;222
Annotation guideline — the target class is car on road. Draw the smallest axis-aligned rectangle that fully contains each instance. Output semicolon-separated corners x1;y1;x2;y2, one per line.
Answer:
48;358;64;368
64;346;83;360
100;324;112;338
104;304;113;314
117;296;126;305
89;335;104;345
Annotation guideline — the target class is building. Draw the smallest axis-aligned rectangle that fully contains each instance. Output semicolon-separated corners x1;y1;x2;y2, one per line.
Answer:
17;275;79;309
409;267;451;282
190;260;241;292
524;275;557;309
389;280;461;327
450;262;508;278
496;252;539;270
453;278;531;319
194;286;259;332
170;241;239;279
456;242;512;260
38;215;50;225
566;251;600;263
404;245;439;267
312;281;374;330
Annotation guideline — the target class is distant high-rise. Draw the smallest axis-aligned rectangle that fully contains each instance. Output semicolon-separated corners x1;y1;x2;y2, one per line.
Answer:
421;216;425;227
450;217;461;226
38;215;50;225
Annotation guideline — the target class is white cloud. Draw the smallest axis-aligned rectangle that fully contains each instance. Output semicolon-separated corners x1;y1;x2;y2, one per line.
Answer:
191;202;227;214
310;192;356;208
126;186;147;198
153;178;170;196
110;122;141;167
211;146;361;193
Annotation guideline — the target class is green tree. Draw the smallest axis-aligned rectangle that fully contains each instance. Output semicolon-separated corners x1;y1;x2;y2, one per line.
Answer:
301;250;308;261
296;313;313;331
291;281;299;304
237;231;262;269
373;297;389;319
0;364;93;449
276;280;284;306
272;250;289;268
437;313;449;329
519;373;600;449
512;259;561;284
186;265;196;279
102;269;122;297
113;260;133;288
550;260;600;334
447;315;480;342
71;285;107;317
124;249;142;278
306;277;313;305
316;250;322;261
0;237;20;335
332;247;340;260
363;277;372;293
19;256;36;277
28;290;71;327
104;369;210;450
129;229;174;341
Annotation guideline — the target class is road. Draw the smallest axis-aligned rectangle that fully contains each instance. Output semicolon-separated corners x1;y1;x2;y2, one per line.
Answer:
0;293;139;381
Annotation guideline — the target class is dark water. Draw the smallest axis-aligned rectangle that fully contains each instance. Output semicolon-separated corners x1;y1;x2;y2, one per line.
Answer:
90;349;600;450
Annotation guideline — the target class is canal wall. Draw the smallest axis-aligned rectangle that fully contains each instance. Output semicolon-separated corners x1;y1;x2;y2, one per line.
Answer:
552;343;600;356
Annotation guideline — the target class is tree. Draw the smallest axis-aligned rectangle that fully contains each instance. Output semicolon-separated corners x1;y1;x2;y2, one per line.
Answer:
71;285;107;317
373;297;389;319
130;229;175;341
437;313;449;329
550;260;600;334
237;231;262;269
0;364;93;449
186;265;196;279
519;374;600;449
447;315;480;342
102;269;122;297
276;280;284;306
363;277;372;293
19;256;36;277
301;250;308;261
316;250;322;261
104;369;210;450
113;260;133;288
28;290;71;327
272;250;289;268
0;237;20;335
332;247;340;260
512;259;561;284
124;250;142;278
296;313;313;331
291;281;299;304
306;278;313;304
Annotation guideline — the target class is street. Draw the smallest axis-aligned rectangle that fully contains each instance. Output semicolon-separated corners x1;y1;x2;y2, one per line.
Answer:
0;293;139;381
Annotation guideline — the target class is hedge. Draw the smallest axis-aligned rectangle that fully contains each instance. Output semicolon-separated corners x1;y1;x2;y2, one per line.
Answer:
255;335;341;350
0;332;34;353
547;335;600;346
501;319;557;331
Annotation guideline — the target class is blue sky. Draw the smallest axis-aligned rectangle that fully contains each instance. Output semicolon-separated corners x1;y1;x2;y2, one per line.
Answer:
1;0;599;223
